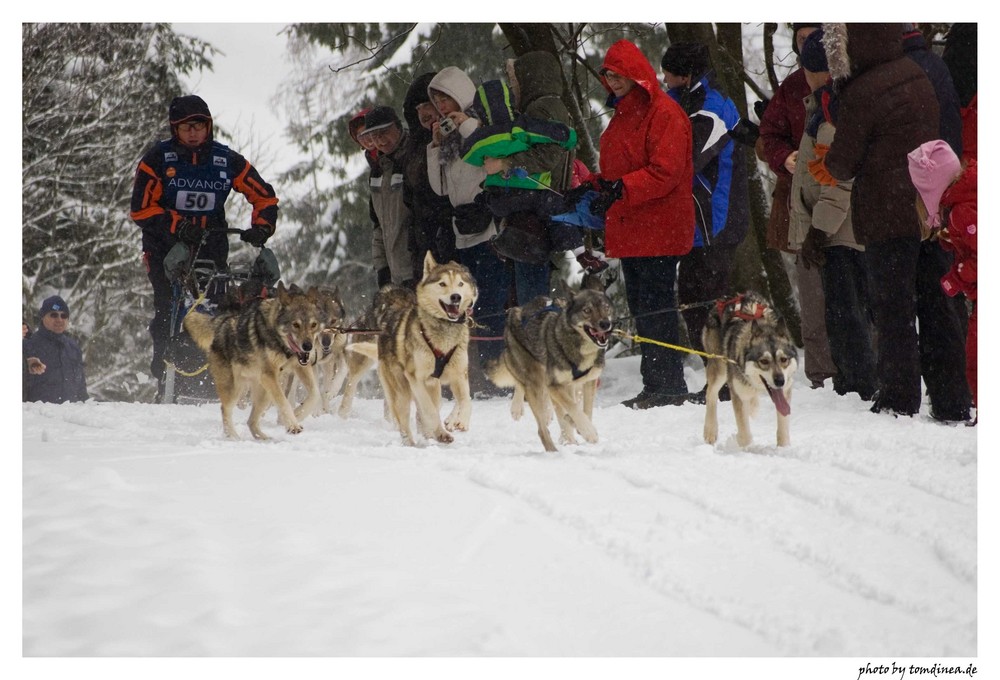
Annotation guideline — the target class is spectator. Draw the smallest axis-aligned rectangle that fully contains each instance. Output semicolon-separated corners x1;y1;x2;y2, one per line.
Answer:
902;24;963;157
589;39;695;409
942;23;977;162
756;22;838;390
427;66;513;398
788;29;876;401
348;107;379;171
130;95;279;399
909;140;978;413
401;73;456;276
23;296;89;404
363;106;417;288
813;23;971;421
660;41;750;403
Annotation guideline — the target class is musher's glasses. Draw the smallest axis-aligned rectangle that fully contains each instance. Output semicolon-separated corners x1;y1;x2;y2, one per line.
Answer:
177;121;208;133
47;312;69;320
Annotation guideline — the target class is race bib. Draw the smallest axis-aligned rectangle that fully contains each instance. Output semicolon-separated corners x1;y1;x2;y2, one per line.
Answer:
175;190;217;212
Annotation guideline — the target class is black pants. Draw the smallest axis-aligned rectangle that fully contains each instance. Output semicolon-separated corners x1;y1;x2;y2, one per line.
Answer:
144;233;228;381
865;237;970;415
621;255;686;396
819;246;877;397
677;243;737;354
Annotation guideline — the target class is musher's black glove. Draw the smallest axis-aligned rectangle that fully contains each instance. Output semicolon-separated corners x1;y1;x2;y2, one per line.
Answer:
240;225;271;247
175;218;204;246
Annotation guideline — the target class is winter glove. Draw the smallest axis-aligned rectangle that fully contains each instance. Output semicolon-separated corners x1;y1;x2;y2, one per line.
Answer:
163;241;192;281
798;228;827;270
562;183;595;210
240;225;271;248
175;217;204;246
589;178;624;216
728;118;760;147
377;267;392;288
807;143;838;187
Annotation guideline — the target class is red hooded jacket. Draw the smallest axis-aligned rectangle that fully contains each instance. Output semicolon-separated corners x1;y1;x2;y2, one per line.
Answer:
939;160;977;300
596;40;694;258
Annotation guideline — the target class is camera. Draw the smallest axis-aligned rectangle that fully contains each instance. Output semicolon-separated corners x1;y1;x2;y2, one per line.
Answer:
439;116;457;136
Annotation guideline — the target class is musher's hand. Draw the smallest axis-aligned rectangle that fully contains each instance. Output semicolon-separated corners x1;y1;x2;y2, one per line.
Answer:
175;218;203;246
240;225;271;247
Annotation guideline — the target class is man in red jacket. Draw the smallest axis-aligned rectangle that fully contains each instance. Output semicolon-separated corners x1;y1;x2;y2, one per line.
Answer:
588;40;695;409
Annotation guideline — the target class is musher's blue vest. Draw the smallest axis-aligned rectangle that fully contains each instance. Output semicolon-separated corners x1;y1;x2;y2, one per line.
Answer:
159;140;234;218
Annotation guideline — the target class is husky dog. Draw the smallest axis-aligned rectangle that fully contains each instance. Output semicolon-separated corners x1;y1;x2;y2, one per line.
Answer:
337;284;417;418
183;282;325;440
489;289;614;452
702;292;798;448
373;253;477;445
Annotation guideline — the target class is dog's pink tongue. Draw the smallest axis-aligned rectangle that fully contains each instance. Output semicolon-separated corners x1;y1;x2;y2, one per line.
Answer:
767;384;791;416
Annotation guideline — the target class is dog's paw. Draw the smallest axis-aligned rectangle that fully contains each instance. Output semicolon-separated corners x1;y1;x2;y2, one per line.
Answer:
558;432;578;446
285;422;304;435
703;425;718;445
444;414;468;432
436;431;454;444
510;404;524;420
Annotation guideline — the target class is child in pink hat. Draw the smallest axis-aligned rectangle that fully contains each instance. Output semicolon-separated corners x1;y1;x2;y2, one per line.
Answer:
908;140;978;413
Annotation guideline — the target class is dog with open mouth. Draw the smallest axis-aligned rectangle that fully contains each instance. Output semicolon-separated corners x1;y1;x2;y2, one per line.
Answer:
488;288;614;452
371;252;477;446
702;291;798;448
183;282;324;440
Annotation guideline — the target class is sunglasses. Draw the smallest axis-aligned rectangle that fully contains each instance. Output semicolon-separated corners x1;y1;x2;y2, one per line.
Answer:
177;121;208;133
47;312;69;320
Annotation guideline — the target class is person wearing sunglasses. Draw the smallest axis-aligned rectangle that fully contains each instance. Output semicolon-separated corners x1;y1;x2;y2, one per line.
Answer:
129;95;279;396
22;295;89;404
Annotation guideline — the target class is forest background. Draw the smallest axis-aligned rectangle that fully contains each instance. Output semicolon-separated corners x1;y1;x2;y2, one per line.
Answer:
20;21;954;402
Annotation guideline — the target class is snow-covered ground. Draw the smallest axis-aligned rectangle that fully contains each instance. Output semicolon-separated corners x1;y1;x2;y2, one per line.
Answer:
21;354;979;678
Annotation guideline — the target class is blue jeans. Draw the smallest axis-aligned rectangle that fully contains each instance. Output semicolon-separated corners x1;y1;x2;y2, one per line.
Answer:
458;242;512;366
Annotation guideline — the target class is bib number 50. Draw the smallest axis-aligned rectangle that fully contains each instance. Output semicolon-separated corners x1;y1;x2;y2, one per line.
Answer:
176;191;216;211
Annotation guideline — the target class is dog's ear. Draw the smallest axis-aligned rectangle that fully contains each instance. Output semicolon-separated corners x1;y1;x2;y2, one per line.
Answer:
306;286;320;302
423;251;438;278
276;281;289;302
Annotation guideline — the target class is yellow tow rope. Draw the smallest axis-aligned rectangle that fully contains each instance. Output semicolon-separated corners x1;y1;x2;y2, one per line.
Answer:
612;329;738;365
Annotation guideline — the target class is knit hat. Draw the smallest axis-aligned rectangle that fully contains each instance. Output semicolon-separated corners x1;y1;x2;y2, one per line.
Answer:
660;42;711;78
348;107;372;143
363;106;401;134
40;295;70;318
791;23;822;55
908;140;962;228
168;95;212;125
800;29;828;73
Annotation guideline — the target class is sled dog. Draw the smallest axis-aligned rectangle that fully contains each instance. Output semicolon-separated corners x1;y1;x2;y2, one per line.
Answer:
373;252;477;445
488;289;614;452
183;282;325;440
337;284;417;418
702;292;798;448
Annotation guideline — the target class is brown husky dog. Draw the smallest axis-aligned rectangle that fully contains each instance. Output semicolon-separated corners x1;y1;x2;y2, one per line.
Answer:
184;282;325;440
371;252;477;446
489;289;614;452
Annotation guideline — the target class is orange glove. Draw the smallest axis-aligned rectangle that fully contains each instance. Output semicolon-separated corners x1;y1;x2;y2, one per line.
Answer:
808;159;838;186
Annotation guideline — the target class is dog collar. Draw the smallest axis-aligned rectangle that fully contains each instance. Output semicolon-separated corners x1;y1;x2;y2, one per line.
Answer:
420;324;457;379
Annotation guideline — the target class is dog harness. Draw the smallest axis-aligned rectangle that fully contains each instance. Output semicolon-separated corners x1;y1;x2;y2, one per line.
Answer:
419;324;457;379
523;300;593;382
716;293;766;321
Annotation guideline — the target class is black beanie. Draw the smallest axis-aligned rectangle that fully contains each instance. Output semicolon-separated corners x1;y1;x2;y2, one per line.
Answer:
169;95;212;125
800;29;828;73
660;42;711;78
791;24;823;55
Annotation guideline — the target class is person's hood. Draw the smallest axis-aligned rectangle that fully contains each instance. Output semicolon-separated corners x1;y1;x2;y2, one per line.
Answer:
822;23;903;81
403;72;437;144
599;40;661;103
348;108;371;144
513;51;563;109
428;66;477;113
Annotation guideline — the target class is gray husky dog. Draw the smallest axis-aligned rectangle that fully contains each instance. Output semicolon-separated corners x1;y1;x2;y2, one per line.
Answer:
184;282;325;440
702;292;798;448
489;289;614;452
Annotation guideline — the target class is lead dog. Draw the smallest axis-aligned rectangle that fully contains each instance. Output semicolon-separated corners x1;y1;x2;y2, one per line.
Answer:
184;282;324;440
702;292;798;448
373;253;477;445
488;289;614;452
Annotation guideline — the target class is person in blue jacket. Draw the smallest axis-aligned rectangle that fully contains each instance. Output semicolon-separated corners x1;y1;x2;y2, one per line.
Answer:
661;42;750;402
23;295;89;404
